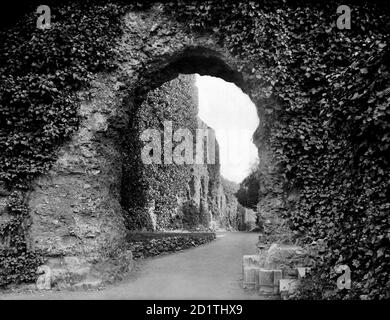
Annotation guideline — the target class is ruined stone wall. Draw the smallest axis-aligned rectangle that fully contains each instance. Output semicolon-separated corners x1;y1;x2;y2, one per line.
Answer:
207;174;243;231
25;75;128;261
1;4;271;277
121;74;197;231
221;179;242;230
1;0;388;296
121;73;238;231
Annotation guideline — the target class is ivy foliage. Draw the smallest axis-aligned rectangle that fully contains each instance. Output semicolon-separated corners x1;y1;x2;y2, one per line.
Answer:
220;178;241;229
163;0;390;299
0;192;44;287
236;168;260;210
0;0;131;188
121;75;199;230
1;0;389;298
0;0;131;287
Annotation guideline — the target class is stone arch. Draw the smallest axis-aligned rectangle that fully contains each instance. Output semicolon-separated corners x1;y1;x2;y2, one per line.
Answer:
132;46;248;100
118;46;256;231
25;7;280;275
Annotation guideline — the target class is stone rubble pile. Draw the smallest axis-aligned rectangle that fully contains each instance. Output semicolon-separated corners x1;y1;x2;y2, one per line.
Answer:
33;249;134;291
243;242;313;299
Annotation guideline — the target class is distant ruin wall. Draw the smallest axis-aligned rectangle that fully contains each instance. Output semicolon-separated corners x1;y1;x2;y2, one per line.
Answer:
121;74;240;231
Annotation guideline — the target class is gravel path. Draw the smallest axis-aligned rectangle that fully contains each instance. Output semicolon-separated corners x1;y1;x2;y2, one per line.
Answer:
1;232;271;300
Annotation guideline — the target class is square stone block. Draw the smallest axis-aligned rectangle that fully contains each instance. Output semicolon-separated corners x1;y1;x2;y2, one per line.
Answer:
258;269;274;286
258;269;283;295
273;269;283;285
243;266;259;289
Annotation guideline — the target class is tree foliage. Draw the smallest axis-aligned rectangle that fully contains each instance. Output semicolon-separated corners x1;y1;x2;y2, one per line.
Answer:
236;170;260;210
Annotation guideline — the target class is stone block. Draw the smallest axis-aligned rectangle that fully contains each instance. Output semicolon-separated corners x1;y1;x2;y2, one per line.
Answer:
258;269;274;286
258;269;283;295
273;269;283;285
243;266;259;289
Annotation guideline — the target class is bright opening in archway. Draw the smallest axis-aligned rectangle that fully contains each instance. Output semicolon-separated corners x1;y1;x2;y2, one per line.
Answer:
196;75;259;183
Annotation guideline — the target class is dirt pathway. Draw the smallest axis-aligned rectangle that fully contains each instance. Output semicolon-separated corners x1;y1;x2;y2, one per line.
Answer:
1;232;271;300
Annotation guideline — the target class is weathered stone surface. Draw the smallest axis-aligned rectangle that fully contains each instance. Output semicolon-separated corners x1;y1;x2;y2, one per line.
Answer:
258;269;281;295
273;269;283;285
26;72;127;263
243;267;258;289
18;4;286;284
45;249;133;290
258;269;274;286
264;244;308;275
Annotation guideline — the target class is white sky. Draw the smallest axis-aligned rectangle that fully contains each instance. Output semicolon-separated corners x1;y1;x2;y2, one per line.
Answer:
195;74;259;183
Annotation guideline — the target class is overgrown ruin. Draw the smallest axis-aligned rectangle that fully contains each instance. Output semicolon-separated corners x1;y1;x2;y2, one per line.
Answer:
1;0;389;299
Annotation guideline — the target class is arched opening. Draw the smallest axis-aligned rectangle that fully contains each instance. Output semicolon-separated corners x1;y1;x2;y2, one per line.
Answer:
119;49;260;232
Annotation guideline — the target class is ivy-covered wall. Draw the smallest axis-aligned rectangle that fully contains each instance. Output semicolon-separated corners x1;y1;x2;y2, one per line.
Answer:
171;0;389;299
121;74;241;231
122;74;199;230
164;0;390;299
0;0;389;298
0;0;132;287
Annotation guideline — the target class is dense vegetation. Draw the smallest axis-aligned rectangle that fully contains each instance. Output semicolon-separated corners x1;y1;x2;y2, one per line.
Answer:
236;168;260;210
0;0;132;287
121;75;199;231
220;178;242;229
164;0;389;299
0;0;389;298
127;232;216;259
